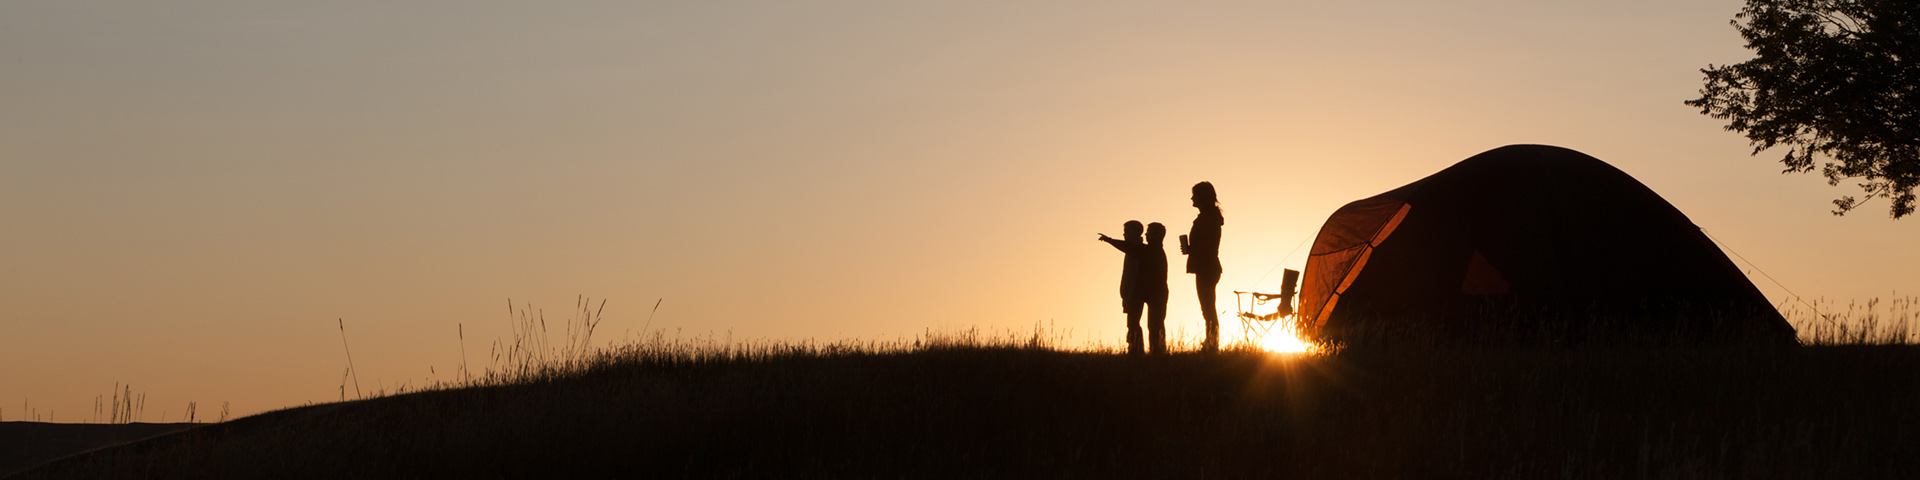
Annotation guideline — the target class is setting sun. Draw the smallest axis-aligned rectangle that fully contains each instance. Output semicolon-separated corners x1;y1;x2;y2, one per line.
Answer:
1259;325;1318;354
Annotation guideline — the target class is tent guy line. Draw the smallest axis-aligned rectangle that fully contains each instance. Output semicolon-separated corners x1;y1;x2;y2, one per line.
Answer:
1699;229;1832;326
1251;236;1314;290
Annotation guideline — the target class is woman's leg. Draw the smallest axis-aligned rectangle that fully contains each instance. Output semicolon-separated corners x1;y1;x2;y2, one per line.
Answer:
1196;272;1220;352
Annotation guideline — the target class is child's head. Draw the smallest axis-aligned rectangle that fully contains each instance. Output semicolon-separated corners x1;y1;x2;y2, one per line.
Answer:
1145;222;1166;244
1123;220;1144;240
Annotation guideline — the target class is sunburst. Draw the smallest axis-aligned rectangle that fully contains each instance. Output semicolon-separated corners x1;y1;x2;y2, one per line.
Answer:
1259;325;1317;354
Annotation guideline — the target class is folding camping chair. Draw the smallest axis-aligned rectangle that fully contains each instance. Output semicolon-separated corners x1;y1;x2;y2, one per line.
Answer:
1233;269;1300;345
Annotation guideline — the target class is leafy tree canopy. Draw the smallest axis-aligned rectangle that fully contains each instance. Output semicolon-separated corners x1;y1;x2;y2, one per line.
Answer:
1688;0;1918;218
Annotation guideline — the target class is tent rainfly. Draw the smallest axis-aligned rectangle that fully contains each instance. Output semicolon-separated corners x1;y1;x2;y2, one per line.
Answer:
1298;145;1796;344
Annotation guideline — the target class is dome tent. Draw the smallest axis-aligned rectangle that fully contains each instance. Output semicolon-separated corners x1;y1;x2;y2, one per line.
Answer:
1298;145;1796;345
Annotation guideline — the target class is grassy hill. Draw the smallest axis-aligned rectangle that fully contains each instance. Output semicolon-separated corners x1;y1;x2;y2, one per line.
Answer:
11;327;1920;479
0;422;196;476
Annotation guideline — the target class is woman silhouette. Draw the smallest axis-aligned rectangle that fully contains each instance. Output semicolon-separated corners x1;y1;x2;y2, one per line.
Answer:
1181;181;1224;353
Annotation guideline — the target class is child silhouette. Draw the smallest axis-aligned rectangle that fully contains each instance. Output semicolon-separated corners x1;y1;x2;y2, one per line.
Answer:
1142;222;1170;354
1098;221;1149;355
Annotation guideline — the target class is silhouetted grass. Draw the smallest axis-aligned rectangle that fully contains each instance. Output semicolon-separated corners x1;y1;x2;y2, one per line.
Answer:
12;300;1919;479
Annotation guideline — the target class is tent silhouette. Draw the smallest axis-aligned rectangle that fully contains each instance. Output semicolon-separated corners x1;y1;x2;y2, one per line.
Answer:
1298;145;1796;344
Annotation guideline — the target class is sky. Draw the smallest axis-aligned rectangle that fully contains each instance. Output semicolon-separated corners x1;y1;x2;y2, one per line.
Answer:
4;0;1916;421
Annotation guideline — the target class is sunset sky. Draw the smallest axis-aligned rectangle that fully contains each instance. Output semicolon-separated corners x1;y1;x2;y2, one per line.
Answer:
5;0;1916;420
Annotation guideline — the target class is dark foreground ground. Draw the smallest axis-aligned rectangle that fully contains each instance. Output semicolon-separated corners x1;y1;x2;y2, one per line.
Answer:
10;343;1920;479
0;422;196;477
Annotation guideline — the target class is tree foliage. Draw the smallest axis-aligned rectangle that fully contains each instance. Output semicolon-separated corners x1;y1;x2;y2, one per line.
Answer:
1687;0;1919;218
